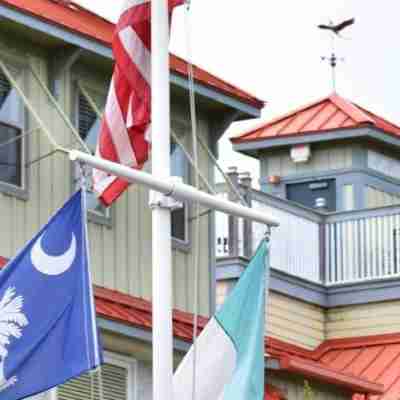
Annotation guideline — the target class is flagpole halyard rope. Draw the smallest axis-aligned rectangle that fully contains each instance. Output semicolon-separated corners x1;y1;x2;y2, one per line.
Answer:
27;65;91;154
183;3;200;400
0;58;71;157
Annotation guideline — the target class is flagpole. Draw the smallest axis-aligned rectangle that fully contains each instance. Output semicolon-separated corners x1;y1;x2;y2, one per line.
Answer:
151;1;174;400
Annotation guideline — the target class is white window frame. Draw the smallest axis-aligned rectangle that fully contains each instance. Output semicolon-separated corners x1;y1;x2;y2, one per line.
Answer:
73;81;112;227
0;62;28;199
170;136;191;250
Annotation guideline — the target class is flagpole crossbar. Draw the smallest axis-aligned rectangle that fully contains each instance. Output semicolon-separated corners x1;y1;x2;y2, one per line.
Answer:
69;150;279;227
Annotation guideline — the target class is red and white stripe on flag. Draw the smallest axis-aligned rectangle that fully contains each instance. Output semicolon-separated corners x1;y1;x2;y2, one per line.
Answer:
93;0;184;206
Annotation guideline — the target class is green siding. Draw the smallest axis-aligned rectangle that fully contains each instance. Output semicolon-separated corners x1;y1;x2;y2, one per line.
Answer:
0;36;212;316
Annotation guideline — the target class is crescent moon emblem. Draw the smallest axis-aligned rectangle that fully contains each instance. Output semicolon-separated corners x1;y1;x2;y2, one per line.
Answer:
31;233;77;276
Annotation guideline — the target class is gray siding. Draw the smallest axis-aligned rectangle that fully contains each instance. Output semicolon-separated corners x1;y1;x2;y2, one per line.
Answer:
368;149;400;179
366;185;400;208
261;144;353;179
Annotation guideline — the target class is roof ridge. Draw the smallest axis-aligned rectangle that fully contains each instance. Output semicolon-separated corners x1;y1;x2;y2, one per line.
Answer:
356;103;400;131
329;93;375;124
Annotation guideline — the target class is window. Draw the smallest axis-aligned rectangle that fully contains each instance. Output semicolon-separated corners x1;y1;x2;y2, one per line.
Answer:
0;71;24;190
57;352;136;400
170;141;189;244
75;88;109;220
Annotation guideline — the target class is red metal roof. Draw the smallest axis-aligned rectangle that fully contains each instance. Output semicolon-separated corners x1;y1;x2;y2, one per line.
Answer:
94;286;284;399
232;93;400;144
94;285;208;342
267;334;400;399
317;334;400;400
266;337;384;396
0;0;263;109
0;256;392;398
95;285;383;396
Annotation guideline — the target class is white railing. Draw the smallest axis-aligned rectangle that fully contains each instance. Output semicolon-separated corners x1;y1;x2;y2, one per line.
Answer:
253;201;321;283
216;185;400;286
215;193;229;256
326;211;400;285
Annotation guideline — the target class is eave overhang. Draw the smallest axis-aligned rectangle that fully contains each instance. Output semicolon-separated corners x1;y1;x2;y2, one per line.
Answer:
232;126;400;158
0;2;262;119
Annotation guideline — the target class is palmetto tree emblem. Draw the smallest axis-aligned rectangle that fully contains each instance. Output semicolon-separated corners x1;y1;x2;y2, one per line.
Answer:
0;287;28;391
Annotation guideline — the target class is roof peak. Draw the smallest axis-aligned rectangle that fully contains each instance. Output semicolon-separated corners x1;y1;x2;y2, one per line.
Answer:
232;92;400;145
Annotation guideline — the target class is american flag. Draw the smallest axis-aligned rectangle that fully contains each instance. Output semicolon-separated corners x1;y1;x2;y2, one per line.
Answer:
94;0;184;206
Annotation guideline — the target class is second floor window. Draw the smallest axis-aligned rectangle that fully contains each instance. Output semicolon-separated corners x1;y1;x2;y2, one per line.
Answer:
76;88;109;219
0;71;23;189
76;83;191;240
171;141;190;244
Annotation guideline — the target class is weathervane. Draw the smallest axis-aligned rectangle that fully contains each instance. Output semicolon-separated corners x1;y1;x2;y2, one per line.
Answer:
318;18;355;92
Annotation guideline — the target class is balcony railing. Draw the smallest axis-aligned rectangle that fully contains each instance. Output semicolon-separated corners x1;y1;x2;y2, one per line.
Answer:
216;185;400;286
325;208;400;285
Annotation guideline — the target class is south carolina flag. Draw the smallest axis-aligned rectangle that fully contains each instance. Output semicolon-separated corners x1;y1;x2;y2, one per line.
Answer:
0;191;102;399
173;241;269;399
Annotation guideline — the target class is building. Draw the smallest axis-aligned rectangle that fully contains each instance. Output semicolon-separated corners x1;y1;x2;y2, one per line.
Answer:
216;93;400;399
0;0;265;399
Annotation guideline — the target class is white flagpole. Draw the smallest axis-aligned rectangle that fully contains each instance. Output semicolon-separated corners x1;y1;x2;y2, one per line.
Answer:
151;1;174;400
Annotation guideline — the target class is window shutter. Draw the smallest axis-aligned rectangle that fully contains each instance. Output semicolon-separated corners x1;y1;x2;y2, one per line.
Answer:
78;93;97;141
0;72;11;109
57;363;128;400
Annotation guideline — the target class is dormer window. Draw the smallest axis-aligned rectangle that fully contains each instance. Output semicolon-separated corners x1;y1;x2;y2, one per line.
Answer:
0;71;24;190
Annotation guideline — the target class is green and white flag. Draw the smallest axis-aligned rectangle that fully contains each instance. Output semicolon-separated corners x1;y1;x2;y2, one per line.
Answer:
173;241;269;399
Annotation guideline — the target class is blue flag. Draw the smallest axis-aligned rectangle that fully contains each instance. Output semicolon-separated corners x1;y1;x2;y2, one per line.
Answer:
0;190;102;399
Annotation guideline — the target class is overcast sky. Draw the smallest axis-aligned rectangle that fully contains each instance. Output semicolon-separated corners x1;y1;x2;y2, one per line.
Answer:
76;1;400;185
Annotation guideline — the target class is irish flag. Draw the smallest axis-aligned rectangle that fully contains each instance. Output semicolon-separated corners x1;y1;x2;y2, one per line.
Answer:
173;241;269;399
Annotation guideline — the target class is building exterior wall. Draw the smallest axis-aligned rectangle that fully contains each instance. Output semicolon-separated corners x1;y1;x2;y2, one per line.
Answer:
0;35;212;316
267;292;325;350
216;279;325;350
367;148;400;180
268;371;350;400
366;185;400;208
260;144;353;180
326;300;400;339
216;279;235;309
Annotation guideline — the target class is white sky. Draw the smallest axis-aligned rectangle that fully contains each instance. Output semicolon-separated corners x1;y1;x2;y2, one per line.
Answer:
76;0;400;186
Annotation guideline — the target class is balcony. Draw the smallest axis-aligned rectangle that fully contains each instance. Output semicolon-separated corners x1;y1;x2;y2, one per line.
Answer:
216;187;400;287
